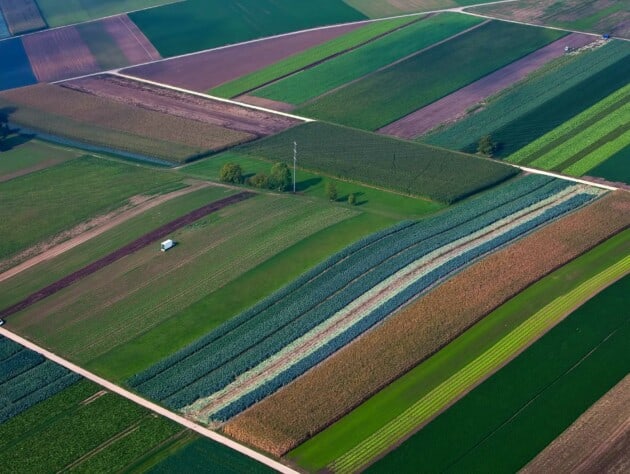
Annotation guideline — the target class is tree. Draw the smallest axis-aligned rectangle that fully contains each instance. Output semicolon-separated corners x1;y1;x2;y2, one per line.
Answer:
270;162;291;191
477;135;496;157
219;162;243;184
348;192;356;205
325;181;338;201
247;173;269;189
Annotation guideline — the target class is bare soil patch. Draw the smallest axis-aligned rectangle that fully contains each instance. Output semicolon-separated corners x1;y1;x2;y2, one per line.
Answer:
122;23;364;92
62;74;300;136
522;375;630;474
0;0;46;34
101;15;161;64
379;33;595;139
21;26;99;82
0;191;253;319
224;192;630;456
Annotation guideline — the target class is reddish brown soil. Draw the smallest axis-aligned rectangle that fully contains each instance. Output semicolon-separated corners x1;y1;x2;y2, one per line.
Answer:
22;26;100;82
101;15;161;65
0;0;46;35
62;74;300;136
0;192;253;319
378;33;595;139
122;23;364;92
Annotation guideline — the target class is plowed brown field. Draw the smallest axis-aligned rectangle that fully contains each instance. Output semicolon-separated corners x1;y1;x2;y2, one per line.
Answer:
101;15;161;64
223;191;630;456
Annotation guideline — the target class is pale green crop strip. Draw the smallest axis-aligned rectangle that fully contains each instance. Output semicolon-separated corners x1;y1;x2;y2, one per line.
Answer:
329;255;630;474
530;101;630;170
508;83;630;165
564;128;630;177
209;17;417;98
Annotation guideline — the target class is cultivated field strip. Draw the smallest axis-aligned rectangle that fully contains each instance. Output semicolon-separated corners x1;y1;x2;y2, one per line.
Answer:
330;256;630;473
0;0;46;35
0;8;9;38
0;336;80;423
130;176;602;423
1;192;252;319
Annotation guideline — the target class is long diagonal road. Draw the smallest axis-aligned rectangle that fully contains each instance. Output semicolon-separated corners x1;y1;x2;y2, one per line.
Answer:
0;328;299;474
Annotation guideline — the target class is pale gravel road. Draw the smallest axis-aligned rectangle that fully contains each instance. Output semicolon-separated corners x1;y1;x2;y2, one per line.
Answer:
0;328;297;474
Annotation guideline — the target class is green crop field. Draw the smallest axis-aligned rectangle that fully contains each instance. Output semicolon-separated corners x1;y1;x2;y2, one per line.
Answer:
0;155;182;264
10;194;356;368
589;146;630;184
129;0;366;58
290;230;630;472
35;0;177;27
425;40;630;156
253;13;482;105
563;128;629;177
234;122;518;204
0;135;83;181
344;0;495;18
89;211;394;381
148;437;274;474
210;16;417;98
296;20;565;130
182;152;444;219
0;380;184;472
367;275;630;473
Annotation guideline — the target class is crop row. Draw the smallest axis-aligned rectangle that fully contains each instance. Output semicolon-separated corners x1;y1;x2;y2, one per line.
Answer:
331;252;629;473
134;177;581;412
0;336;21;361
0;349;44;384
530;101;629;170
564;129;630;176
206;191;598;422
224;193;630;458
210;17;416;98
508;83;630;165
425;40;630;153
131;175;558;398
254;13;481;105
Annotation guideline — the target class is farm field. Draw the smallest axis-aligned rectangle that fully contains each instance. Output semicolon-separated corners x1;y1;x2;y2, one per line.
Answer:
130;175;602;427
36;0;178;27
522;375;630;474
344;0;499;17
297;20;566;130
425;39;630;156
252;13;482;105
64;74;301;138
182;152;444;219
8;194;357;365
379;32;595;139
0;38;37;90
509;84;630;181
210;16;416;99
470;0;630;39
129;0;367;58
0;135;83;182
227;192;630;459
0;155;182;266
0;84;254;162
588;146;630;185
234;122;518;204
367;275;630;473
0;7;9;38
0;0;46;34
124;22;364;93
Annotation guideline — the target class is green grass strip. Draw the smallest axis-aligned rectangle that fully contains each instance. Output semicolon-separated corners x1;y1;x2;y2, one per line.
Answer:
508;83;630;165
329;255;630;473
528;101;630;170
564;128;630;176
253;13;481;105
210;16;417;98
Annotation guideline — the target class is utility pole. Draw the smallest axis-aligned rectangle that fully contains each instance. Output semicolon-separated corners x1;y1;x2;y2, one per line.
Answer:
293;141;297;193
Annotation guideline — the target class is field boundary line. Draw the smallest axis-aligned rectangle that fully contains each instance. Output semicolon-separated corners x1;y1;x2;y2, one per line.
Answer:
514;165;619;191
329;256;630;473
107;72;315;123
0;328;297;474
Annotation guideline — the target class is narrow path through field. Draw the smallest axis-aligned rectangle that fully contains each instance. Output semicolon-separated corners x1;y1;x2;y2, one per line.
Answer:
0;328;297;474
0;180;210;284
